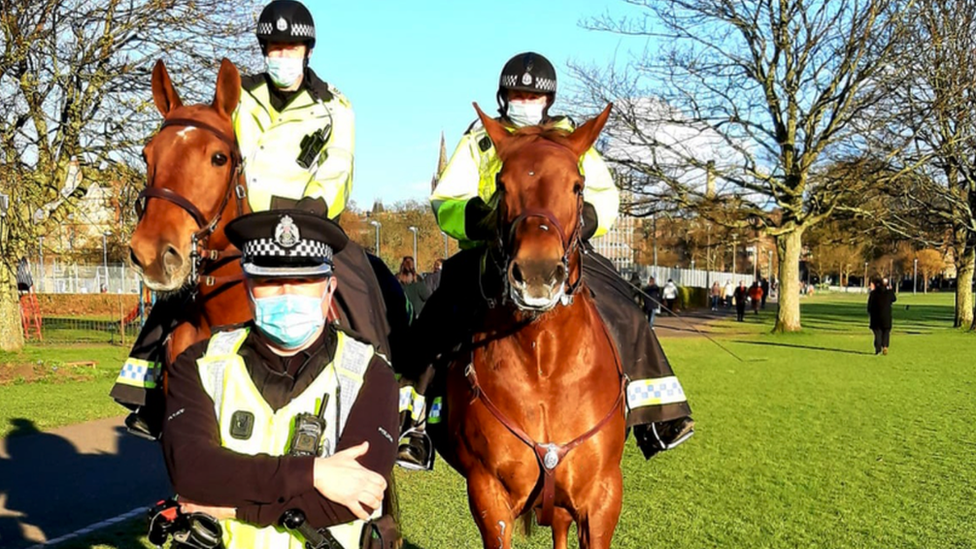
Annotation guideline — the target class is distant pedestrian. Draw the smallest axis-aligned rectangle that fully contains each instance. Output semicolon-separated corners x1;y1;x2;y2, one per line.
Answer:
723;280;734;308
749;281;763;315
760;278;770;309
643;276;661;327
710;282;722;311
867;277;897;355
629;272;645;309
733;281;748;322
424;258;444;294
662;279;679;315
397;256;430;322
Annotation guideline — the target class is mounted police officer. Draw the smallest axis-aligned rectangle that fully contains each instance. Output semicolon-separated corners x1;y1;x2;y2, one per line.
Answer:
111;0;406;439
159;209;398;549
396;52;694;470
236;0;354;218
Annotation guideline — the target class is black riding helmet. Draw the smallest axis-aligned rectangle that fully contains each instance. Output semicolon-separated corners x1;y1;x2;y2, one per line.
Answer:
256;0;316;51
496;52;557;118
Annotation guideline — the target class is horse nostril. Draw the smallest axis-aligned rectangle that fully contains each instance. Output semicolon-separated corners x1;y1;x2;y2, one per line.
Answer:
511;262;525;285
162;245;184;274
552;263;567;285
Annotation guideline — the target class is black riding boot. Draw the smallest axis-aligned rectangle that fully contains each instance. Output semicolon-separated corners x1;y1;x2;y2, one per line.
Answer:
582;248;695;459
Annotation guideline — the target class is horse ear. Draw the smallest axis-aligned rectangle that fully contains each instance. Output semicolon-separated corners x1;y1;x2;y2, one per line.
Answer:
566;103;613;158
213;58;241;120
151;59;182;116
473;102;511;156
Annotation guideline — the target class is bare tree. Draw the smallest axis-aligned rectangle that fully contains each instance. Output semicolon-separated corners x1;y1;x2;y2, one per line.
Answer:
872;0;976;327
0;0;262;349
574;0;911;332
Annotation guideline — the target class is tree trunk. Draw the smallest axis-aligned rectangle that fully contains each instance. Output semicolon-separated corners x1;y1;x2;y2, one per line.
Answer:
0;270;25;351
774;229;804;333
955;240;975;328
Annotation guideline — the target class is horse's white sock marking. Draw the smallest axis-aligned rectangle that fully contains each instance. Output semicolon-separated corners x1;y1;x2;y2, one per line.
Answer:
497;520;506;548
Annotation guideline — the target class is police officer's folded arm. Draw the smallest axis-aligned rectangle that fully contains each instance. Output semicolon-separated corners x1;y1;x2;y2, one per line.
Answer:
233;355;399;528
162;342;316;508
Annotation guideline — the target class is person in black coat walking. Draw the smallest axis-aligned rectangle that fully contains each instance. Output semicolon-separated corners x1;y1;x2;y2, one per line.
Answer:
642;276;662;327
867;277;897;355
733;281;748;322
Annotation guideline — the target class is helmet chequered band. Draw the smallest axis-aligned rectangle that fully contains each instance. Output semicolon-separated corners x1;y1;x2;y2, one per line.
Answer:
291;23;314;37
257;22;273;35
243;239;333;261
501;74;556;92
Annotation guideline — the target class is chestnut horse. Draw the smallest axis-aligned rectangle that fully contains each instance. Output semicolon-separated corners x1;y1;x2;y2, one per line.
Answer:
437;104;626;549
128;58;250;362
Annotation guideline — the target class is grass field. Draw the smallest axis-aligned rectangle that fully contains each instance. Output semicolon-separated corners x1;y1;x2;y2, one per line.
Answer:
25;292;976;548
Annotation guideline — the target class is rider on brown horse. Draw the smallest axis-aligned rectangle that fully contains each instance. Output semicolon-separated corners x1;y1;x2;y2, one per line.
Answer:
112;0;407;437
397;52;694;469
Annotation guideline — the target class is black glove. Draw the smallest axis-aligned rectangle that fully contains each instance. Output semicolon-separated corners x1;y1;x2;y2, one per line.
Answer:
581;202;599;242
464;197;496;242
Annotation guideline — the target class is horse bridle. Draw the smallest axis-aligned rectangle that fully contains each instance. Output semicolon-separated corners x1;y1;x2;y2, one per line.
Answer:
136;117;247;286
485;172;585;308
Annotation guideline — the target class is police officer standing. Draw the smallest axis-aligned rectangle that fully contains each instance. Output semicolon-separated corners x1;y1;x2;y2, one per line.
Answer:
236;0;354;219
161;209;398;548
396;52;694;469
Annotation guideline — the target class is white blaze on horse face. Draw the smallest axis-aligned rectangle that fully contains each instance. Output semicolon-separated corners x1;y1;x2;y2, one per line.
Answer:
176;126;197;140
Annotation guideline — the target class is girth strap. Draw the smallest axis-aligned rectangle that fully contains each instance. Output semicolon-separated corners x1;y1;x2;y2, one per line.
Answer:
464;361;625;527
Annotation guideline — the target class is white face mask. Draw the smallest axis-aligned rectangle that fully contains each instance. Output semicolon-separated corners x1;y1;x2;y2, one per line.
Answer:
507;98;547;127
266;56;304;89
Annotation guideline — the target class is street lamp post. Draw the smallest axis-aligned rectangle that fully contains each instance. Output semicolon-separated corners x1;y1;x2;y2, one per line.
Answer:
369;220;381;256
768;250;774;281
913;257;918;295
652;214;658;267
864;261;869;290
442;231;449;259
730;233;738;275
408;226;419;269
102;231;111;292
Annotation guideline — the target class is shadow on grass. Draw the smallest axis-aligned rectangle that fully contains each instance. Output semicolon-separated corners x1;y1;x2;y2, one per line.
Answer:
401;539;429;549
734;340;876;356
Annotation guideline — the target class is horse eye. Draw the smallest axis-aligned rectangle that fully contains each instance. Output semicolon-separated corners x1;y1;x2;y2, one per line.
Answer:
574;181;583;194
212;152;228;167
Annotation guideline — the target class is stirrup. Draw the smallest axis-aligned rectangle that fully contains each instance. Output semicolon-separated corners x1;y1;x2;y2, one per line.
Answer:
396;428;434;471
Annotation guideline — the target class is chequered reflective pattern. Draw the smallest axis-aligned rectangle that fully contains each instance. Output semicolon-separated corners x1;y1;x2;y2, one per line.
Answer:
243;238;333;259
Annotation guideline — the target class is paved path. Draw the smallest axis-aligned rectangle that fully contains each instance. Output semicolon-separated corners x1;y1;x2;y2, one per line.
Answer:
0;416;170;548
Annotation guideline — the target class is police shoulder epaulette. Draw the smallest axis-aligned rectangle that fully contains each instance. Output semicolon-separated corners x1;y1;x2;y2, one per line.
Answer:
241;74;266;93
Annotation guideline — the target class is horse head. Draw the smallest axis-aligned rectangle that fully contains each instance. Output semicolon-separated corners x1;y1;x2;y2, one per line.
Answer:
129;58;245;293
474;102;613;312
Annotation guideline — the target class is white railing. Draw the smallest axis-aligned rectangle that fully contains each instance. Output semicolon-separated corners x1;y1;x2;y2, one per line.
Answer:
627;265;760;289
31;262;142;294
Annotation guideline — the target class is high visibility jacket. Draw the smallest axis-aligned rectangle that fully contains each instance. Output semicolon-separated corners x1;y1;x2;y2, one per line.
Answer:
233;71;354;220
430;117;619;246
196;327;377;549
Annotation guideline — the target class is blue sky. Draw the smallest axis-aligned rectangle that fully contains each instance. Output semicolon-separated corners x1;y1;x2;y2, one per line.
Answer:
303;0;646;210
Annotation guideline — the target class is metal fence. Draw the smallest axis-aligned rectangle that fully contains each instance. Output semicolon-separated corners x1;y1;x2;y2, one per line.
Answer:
623;265;760;289
30;262;142;294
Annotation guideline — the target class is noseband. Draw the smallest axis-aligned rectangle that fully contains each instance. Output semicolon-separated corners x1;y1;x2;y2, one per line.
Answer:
137;117;247;286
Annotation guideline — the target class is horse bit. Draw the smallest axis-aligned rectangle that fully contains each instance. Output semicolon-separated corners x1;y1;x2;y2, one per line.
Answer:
136;118;247;287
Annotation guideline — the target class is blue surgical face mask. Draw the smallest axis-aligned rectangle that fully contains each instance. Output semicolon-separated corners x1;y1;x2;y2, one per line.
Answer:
252;292;325;350
507;98;547;127
265;56;304;89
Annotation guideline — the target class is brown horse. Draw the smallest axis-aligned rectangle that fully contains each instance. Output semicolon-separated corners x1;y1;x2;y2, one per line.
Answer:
437;104;626;549
128;58;250;363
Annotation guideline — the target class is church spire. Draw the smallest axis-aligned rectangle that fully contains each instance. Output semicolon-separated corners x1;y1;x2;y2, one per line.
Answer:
431;131;447;193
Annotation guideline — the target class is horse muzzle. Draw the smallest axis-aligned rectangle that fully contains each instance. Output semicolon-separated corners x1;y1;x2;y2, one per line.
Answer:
128;239;190;293
507;258;568;312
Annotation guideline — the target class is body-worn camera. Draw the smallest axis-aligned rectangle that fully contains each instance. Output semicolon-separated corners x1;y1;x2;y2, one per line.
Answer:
288;393;330;457
297;124;332;169
147;499;224;549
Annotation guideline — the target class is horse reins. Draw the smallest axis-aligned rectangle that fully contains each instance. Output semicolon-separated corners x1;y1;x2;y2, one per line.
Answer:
137;118;247;288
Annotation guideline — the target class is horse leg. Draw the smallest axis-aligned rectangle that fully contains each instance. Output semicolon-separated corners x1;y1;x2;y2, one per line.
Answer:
466;469;516;549
575;468;623;549
551;507;573;549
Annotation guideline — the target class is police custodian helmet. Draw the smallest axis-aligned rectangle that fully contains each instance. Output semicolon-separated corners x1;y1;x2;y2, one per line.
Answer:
256;0;316;49
499;52;557;97
225;210;348;278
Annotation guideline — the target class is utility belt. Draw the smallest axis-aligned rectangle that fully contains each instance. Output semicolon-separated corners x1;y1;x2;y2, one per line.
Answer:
148;500;397;549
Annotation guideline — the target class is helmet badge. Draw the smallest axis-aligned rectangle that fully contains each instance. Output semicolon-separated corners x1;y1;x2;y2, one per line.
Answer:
521;73;533;86
274;215;300;248
276;17;288;31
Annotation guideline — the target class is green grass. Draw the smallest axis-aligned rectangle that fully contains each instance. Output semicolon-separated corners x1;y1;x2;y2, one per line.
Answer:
13;293;976;548
0;344;130;437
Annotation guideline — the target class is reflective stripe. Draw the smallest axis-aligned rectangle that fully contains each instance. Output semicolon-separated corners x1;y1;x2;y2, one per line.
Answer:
398;386;426;421
115;358;157;389
626;376;687;408
427;396;443;424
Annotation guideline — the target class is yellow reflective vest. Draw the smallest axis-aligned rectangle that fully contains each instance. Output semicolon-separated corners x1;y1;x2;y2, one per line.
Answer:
196;327;377;549
233;72;354;220
430;117;619;246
